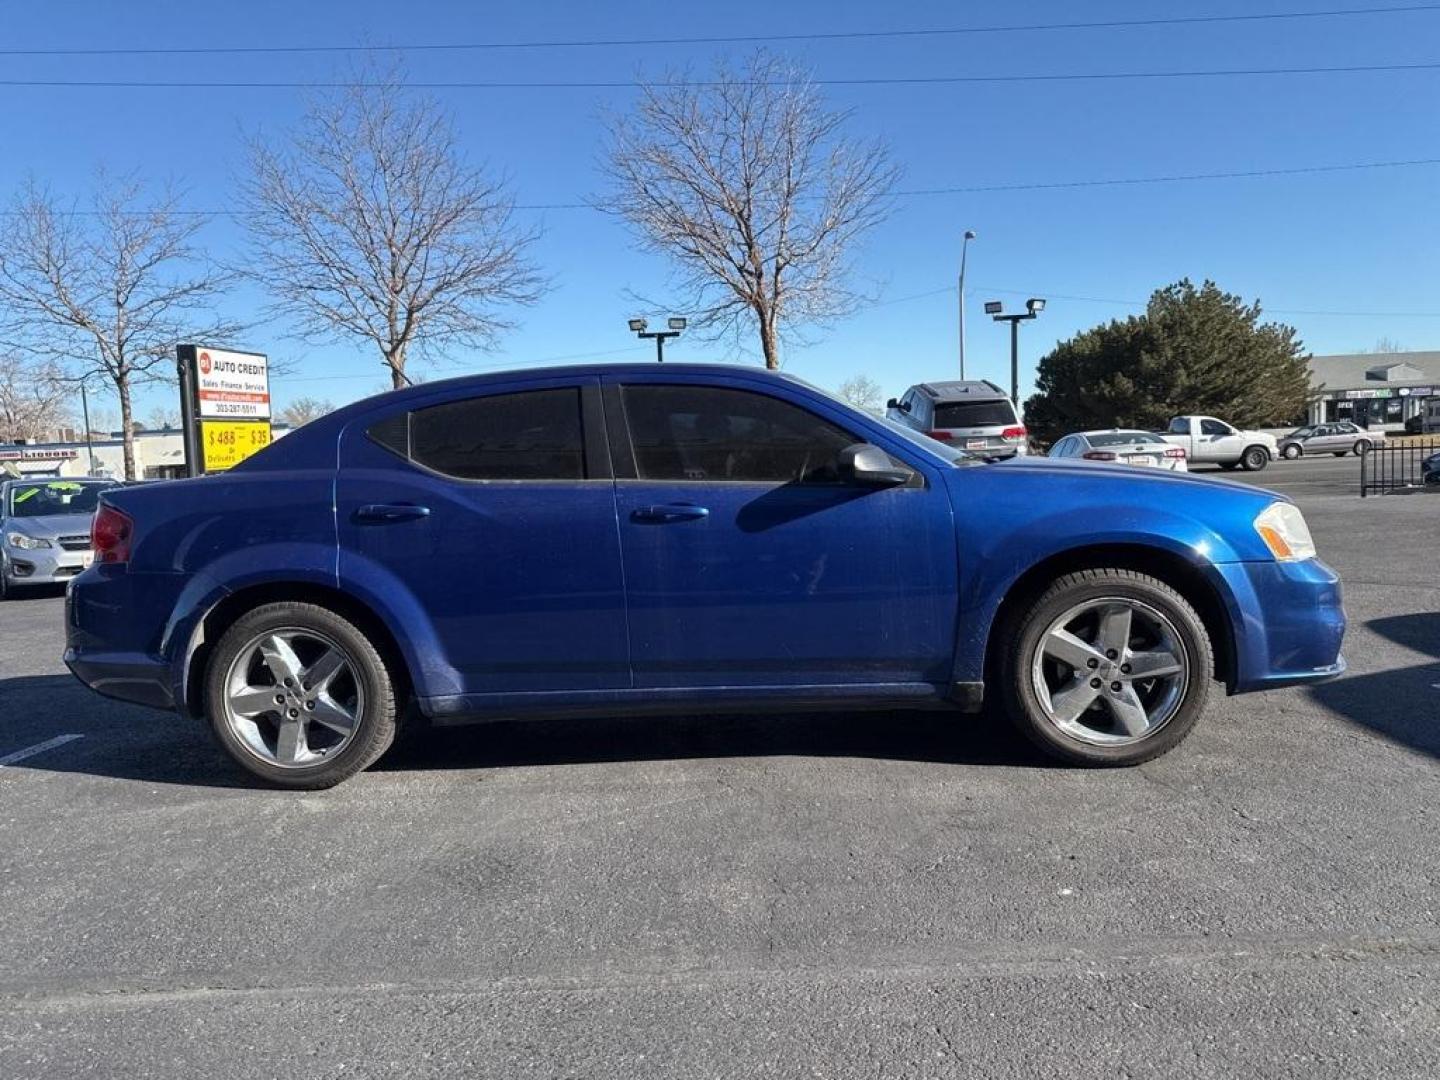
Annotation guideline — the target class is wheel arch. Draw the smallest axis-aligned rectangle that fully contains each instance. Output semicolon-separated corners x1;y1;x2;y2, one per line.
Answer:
984;543;1237;691
182;581;415;721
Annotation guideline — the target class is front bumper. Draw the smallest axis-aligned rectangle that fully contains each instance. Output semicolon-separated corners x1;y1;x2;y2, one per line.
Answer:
4;542;92;586
1217;557;1346;693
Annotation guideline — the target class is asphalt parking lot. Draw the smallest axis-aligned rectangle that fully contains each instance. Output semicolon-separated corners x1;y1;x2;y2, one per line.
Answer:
2;454;1437;1079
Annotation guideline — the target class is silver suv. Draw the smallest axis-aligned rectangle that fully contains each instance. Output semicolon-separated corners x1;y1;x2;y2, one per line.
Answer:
885;380;1027;457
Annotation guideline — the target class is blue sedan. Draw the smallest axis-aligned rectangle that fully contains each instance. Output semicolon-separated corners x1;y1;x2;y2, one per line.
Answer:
65;364;1345;787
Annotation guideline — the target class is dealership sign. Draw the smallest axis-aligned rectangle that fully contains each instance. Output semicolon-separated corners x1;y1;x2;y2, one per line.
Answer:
192;347;271;420
177;344;274;476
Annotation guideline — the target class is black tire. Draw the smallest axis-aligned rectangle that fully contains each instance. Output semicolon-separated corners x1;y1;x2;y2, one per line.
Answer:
1240;445;1270;471
204;602;400;789
1281;444;1302;460
1353;440;1372;456
1000;568;1214;767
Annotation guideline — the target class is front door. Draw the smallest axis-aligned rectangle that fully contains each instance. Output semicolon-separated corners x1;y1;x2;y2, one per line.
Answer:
605;376;958;689
336;378;629;696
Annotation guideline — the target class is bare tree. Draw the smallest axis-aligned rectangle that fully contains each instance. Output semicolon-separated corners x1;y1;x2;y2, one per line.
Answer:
602;52;898;370
1359;336;1407;355
242;69;545;390
0;355;71;442
145;404;180;430
278;396;335;427
0;175;238;478
836;374;884;415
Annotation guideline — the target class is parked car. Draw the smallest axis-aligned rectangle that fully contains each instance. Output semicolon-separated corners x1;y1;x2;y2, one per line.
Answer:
886;380;1027;458
1424;450;1440;486
0;477;118;599
65;364;1345;788
1277;422;1383;459
1159;416;1278;471
1048;430;1188;472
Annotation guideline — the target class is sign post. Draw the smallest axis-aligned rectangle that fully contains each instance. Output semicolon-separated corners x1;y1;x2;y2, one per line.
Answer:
176;345;273;476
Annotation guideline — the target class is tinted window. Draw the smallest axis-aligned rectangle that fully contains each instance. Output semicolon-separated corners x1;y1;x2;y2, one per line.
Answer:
1087;431;1165;447
624;385;857;483
410;388;585;480
6;481;115;518
1200;419;1233;436
933;400;1017;428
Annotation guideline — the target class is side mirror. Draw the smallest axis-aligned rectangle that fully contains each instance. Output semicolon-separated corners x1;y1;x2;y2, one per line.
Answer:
885;398;901;411
838;443;914;487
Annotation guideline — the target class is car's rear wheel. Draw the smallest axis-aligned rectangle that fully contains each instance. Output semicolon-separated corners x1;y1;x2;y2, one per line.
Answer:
1241;445;1270;471
1001;569;1213;766
1353;440;1373;456
205;602;399;789
1281;444;1302;460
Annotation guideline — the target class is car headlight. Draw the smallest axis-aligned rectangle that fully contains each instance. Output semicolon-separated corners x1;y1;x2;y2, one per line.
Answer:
1253;502;1316;562
5;532;52;550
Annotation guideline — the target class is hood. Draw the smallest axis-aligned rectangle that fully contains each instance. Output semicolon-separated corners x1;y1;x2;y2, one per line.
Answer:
3;512;95;539
993;454;1283;499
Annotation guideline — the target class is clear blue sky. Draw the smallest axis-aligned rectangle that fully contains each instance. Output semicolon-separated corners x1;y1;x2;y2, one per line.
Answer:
2;0;1438;423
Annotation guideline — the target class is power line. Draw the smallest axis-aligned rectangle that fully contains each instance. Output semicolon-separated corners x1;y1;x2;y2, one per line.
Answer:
3;62;1440;89
5;156;1434;219
1;5;1436;56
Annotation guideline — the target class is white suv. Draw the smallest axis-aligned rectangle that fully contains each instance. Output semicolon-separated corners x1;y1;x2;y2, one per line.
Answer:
886;380;1027;458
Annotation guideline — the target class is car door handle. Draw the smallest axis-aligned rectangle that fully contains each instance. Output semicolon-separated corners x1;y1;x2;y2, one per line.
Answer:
354;503;431;524
631;504;710;523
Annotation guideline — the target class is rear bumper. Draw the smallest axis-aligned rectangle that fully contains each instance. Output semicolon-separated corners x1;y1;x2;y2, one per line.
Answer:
63;648;176;709
64;566;192;713
1217;558;1347;693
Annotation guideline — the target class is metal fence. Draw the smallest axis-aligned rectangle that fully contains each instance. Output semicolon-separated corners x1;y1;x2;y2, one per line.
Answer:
1359;438;1440;497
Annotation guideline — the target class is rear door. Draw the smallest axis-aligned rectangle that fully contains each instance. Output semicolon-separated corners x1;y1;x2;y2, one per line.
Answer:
335;377;629;695
604;374;958;689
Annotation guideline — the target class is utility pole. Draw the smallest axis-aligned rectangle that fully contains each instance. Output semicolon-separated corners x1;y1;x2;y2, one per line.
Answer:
984;298;1046;405
628;316;687;362
79;381;97;476
958;230;975;377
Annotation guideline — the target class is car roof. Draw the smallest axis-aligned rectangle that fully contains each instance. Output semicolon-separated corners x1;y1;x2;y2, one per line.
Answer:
913;379;1008;401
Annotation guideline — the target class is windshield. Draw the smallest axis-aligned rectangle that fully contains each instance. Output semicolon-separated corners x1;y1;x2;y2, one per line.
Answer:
1087;431;1166;448
6;481;115;519
1288;426;1315;438
933;400;1018;429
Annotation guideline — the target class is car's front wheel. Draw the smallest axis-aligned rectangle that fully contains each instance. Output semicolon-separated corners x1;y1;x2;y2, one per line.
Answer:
1281;444;1302;460
1001;569;1213;766
205;602;400;789
1353;440;1373;456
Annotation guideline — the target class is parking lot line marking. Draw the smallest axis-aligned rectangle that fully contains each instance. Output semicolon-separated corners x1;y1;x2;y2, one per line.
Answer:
0;734;83;768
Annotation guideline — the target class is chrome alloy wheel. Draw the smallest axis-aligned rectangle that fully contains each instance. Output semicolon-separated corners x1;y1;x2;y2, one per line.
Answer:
1029;597;1190;746
221;629;365;768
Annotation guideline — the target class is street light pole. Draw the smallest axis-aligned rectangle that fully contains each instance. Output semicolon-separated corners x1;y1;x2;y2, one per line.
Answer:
984;298;1046;405
958;230;976;378
628;316;688;362
79;381;96;476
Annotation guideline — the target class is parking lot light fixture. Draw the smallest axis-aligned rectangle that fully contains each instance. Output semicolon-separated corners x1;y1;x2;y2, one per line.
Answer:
987;300;1046;405
629;315;686;362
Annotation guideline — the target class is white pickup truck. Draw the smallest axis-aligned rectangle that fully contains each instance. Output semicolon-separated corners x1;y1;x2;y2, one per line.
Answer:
1159;416;1278;471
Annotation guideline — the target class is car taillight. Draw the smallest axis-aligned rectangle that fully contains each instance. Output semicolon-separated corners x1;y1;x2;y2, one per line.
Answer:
925;430;954;441
1082;451;1117;461
1001;426;1027;442
1164;447;1187;459
91;505;134;565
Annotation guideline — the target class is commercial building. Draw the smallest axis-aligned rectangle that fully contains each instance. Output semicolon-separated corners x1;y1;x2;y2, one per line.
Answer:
1306;350;1440;428
1;424;290;480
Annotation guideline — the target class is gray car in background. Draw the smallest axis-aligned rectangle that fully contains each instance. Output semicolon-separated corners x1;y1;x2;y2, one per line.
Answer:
1277;421;1384;459
886;379;1028;457
0;478;118;599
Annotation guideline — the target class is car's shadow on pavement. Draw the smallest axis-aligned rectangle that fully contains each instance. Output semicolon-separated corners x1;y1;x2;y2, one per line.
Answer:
0;673;1048;789
1307;613;1440;759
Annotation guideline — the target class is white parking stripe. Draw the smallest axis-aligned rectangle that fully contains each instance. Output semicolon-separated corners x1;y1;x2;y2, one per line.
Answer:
0;734;83;768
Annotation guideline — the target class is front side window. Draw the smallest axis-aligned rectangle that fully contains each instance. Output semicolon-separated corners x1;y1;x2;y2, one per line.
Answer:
1167;417;1189;434
409;388;585;480
1200;419;1233;436
623;385;858;484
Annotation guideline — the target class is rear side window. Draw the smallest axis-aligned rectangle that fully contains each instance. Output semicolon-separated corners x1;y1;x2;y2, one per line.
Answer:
1167;418;1189;434
933;399;1017;428
623;385;857;484
408;388;586;480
